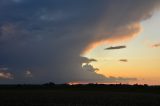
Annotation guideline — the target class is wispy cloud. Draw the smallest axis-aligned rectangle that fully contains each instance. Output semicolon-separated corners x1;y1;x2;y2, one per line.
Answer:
82;57;97;64
105;45;126;50
143;40;160;48
119;59;128;62
151;43;160;48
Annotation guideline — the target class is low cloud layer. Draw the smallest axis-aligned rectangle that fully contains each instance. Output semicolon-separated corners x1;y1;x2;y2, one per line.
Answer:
82;64;99;72
25;69;33;78
108;76;137;82
105;45;126;50
0;0;160;83
82;57;99;72
0;67;13;79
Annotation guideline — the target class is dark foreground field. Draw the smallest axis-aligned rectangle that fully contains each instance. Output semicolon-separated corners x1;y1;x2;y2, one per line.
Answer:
0;84;160;106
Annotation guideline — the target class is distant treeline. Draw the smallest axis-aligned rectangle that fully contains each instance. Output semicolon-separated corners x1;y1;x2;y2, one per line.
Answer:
0;82;160;93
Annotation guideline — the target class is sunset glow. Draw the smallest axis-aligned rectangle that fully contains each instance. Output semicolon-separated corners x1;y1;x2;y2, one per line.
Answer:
84;10;160;85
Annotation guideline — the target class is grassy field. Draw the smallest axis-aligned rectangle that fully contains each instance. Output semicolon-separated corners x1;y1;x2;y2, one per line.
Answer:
0;85;160;106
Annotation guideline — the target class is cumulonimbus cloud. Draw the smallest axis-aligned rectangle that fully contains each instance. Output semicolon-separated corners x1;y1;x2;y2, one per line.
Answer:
0;0;159;84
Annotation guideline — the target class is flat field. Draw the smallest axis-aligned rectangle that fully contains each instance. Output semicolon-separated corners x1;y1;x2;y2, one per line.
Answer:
0;85;160;106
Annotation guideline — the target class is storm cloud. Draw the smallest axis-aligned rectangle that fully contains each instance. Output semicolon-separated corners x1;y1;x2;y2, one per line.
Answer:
0;0;160;84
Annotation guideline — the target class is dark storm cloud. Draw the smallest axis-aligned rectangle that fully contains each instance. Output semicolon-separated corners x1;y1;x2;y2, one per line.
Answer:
105;45;126;50
0;0;160;83
119;59;128;62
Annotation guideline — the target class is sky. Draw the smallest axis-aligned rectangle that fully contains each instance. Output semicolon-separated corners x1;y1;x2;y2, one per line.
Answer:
0;0;160;85
84;8;160;85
